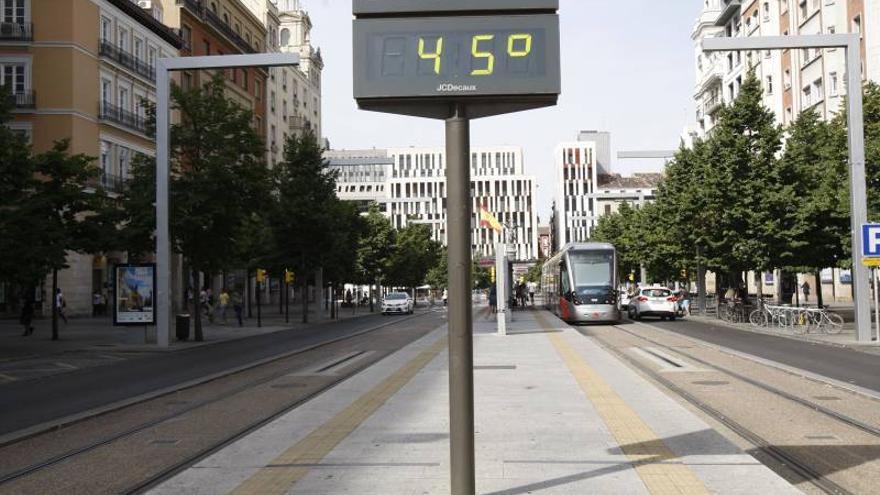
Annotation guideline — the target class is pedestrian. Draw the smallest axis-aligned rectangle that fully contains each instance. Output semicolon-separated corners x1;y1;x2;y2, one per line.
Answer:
345;289;353;307
92;290;102;317
20;290;35;337
55;288;68;324
802;281;811;303
200;287;214;323
232;290;244;327
488;285;497;318
219;288;230;324
678;288;690;317
442;288;448;307
528;281;536;306
101;286;110;316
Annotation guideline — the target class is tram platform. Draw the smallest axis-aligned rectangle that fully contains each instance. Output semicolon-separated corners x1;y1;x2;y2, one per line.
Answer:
150;308;799;495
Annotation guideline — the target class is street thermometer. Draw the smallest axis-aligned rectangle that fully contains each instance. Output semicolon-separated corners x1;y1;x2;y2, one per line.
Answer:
353;2;560;494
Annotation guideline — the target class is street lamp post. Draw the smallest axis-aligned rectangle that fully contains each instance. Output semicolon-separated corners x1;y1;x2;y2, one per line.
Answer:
702;34;871;342
154;53;300;348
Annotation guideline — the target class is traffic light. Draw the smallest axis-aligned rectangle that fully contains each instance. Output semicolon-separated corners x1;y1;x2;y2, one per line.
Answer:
285;270;295;284
490;267;495;283
256;269;267;283
628;272;635;282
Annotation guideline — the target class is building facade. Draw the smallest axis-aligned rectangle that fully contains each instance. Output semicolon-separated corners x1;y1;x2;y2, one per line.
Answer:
0;0;181;316
694;0;869;136
327;147;540;261
555;140;600;246
594;173;661;217
242;0;323;168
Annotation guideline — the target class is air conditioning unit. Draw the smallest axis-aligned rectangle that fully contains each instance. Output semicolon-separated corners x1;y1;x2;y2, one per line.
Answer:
137;1;153;8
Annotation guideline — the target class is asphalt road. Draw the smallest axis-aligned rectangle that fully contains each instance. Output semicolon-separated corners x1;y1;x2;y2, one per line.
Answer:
0;311;437;437
642;316;880;394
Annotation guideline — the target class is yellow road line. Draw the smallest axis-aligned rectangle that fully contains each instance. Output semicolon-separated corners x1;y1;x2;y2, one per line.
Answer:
230;336;447;495
536;313;709;495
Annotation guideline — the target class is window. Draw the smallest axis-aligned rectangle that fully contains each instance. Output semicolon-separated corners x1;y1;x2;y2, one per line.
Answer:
242;70;248;90
255;80;261;100
270;91;275;112
100;78;111;107
766;75;773;94
1;63;26;94
803;85;812;106
100;16;112;41
829;72;838;96
181;25;192;49
118;27;128;51
280;28;290;46
853;15;862;36
100;141;111;176
118;86;128;110
148;47;156;69
814;78;823;101
203;39;210;55
784;68;791;89
118;148;129;179
182;71;192;90
134;38;143;61
799;0;807;20
762;2;770;20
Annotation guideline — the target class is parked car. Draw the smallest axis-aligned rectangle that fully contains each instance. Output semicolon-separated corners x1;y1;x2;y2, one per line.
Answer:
382;292;414;315
628;287;678;321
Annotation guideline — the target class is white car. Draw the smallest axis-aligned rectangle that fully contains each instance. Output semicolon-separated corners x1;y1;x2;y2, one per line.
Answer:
382;292;414;315
628;287;678;321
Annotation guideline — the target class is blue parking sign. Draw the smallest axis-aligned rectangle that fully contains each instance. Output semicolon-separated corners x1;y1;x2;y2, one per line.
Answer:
862;224;880;257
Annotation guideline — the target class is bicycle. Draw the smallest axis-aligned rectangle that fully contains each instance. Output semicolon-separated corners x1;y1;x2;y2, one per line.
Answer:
720;299;746;323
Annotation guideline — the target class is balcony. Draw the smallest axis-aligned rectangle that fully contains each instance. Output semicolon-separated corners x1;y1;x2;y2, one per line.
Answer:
703;94;722;115
178;0;256;54
0;21;33;41
288;116;305;131
99;101;149;135
715;0;742;27
100;39;155;82
5;89;36;109
100;172;128;194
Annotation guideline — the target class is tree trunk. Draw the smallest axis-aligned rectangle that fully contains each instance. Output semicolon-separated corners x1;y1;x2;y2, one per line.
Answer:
697;247;707;316
755;270;763;307
192;268;204;342
369;281;375;313
51;268;59;341
247;270;253;318
301;278;309;324
816;270;824;308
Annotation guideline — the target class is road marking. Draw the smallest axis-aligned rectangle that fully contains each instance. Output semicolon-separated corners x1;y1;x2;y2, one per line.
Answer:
229;336;447;495
536;313;709;495
0;373;16;383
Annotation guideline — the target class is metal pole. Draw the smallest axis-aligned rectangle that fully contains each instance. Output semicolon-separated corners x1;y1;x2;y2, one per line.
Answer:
155;61;171;348
845;39;873;342
496;242;507;336
446;104;475;495
874;268;879;342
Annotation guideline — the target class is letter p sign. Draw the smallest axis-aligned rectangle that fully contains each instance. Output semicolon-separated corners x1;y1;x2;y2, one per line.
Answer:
862;224;880;257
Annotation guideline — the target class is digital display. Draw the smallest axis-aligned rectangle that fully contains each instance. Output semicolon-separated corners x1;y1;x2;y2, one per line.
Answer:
353;0;559;15
354;15;560;100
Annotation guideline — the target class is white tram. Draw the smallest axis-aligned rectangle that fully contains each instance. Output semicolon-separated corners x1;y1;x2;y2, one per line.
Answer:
542;243;620;324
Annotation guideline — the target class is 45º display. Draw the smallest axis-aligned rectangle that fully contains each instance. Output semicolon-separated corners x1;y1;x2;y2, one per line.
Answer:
354;15;560;100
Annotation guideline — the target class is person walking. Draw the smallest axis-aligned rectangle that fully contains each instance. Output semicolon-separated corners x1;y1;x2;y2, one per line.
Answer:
55;288;68;324
528;281;536;306
802;281;811;303
232;290;244;327
92;290;102;317
488;285;497;319
20;290;35;336
219;288;230;324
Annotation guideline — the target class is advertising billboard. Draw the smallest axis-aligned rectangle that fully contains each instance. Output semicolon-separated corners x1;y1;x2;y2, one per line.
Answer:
114;264;156;326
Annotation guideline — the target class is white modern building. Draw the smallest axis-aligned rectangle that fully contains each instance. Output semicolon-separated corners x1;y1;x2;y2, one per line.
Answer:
555;140;601;246
326;146;540;261
243;0;323;168
693;0;870;136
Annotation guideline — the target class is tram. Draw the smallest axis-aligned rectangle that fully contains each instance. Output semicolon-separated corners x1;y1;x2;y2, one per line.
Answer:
542;242;620;324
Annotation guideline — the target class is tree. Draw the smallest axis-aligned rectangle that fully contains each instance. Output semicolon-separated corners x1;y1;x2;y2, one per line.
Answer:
425;247;448;291
525;260;544;284
356;203;396;311
269;130;338;323
121;74;269;339
385;223;442;293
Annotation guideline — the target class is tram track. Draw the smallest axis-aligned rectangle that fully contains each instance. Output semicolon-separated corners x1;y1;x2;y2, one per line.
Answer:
580;320;878;495
0;310;440;494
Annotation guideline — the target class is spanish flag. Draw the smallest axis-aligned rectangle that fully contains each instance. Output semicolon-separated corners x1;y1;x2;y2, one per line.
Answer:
480;205;504;233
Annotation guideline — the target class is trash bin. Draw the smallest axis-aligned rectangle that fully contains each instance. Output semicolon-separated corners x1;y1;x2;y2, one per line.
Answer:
176;314;190;341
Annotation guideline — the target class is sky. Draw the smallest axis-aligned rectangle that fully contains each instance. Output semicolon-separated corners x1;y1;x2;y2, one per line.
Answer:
302;0;703;221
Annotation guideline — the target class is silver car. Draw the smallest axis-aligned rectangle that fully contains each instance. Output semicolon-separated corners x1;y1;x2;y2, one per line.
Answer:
382;292;414;315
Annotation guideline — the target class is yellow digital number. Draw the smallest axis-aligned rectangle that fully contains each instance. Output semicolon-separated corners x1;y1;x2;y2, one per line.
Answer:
471;34;495;76
418;37;443;75
508;33;533;58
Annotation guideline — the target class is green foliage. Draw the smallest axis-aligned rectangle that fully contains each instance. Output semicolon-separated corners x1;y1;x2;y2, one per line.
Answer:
385;222;442;289
425;246;448;290
525;260;544;283
356;203;396;287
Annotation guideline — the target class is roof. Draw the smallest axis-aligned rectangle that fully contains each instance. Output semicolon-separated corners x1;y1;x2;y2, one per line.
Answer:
597;173;662;190
108;0;183;48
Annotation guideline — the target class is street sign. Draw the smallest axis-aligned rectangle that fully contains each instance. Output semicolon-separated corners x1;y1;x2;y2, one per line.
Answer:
113;264;156;326
862;223;880;257
863;258;880;267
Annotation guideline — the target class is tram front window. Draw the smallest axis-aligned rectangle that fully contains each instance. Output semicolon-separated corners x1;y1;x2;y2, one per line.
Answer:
569;251;615;304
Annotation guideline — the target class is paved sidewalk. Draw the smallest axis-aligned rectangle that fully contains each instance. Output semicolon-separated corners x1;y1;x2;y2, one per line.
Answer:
686;314;880;355
151;309;798;495
0;304;387;384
